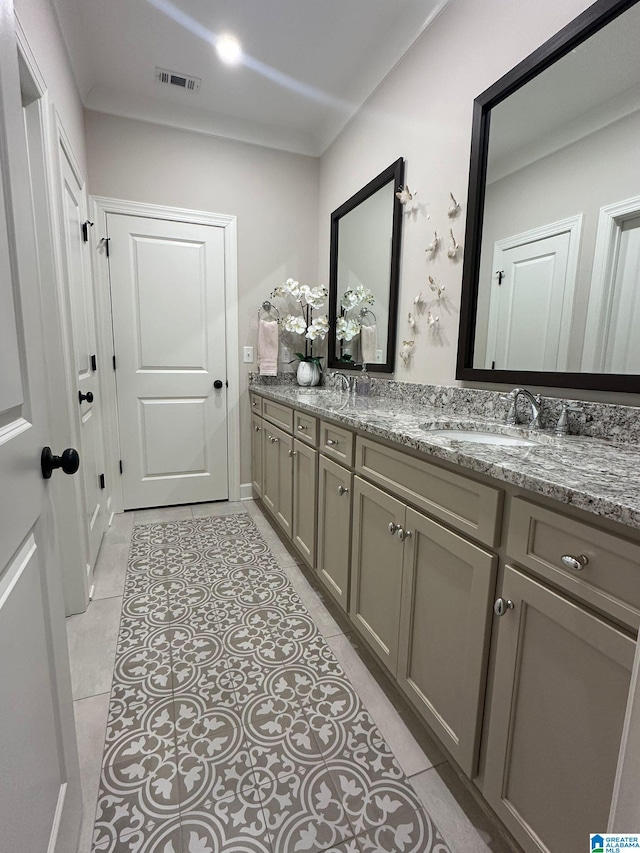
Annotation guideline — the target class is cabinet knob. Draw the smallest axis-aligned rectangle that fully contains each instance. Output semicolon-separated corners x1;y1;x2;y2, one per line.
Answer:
494;597;515;617
253;400;259;407
254;425;261;432
561;554;588;572
78;390;94;404
326;438;338;446
388;522;401;535
338;485;349;496
397;527;412;541
288;449;297;457
297;424;307;431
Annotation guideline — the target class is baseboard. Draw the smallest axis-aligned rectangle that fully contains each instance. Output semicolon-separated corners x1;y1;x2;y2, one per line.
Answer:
240;482;254;501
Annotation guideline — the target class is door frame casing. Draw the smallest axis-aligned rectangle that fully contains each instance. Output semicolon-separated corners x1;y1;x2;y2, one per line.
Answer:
90;196;241;512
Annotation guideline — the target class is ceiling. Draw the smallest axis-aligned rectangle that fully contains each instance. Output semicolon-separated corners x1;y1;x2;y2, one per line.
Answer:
51;0;450;156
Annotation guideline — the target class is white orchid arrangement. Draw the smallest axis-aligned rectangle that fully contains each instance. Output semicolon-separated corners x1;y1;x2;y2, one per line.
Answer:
336;283;374;364
270;277;329;364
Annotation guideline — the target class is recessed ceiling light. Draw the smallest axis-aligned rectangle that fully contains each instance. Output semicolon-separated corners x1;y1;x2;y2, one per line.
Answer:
216;35;243;66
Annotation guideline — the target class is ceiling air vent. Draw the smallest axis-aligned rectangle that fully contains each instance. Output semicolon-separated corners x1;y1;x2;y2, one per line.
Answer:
156;67;201;93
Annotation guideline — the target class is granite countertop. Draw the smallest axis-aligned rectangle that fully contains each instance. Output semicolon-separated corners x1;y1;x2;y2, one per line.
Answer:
250;383;640;532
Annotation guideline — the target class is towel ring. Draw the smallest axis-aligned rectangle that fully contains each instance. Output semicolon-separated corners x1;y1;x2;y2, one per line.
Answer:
360;307;377;322
258;300;280;321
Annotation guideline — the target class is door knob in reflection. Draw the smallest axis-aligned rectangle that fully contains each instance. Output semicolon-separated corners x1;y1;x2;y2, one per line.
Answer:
78;391;94;404
41;447;80;479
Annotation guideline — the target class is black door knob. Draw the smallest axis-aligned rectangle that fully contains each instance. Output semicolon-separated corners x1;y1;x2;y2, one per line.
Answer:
41;447;80;479
78;391;94;404
213;380;224;390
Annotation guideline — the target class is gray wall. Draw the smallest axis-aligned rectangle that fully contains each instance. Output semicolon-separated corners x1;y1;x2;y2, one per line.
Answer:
84;110;319;486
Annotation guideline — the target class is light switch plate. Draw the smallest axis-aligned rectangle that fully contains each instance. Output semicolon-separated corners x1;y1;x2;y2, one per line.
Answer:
243;346;254;363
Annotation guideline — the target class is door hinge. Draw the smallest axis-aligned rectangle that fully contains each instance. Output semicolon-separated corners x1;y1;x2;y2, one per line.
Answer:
496;270;505;286
119;460;123;474
91;354;97;372
99;473;105;489
113;355;117;370
81;220;94;242
101;237;111;257
491;361;496;369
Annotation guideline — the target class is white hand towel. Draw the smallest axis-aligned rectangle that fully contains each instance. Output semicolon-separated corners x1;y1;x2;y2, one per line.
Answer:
258;319;279;376
361;324;378;365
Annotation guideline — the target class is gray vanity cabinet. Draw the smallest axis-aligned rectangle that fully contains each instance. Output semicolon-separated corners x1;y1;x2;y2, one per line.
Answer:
397;508;497;778
350;476;406;673
251;414;263;498
292;438;317;567
483;566;635;853
262;422;293;538
317;455;353;610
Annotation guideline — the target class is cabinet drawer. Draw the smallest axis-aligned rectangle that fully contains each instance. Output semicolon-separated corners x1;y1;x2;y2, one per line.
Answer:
262;398;294;433
508;497;640;629
294;410;318;446
250;392;263;416
356;436;502;547
320;421;354;466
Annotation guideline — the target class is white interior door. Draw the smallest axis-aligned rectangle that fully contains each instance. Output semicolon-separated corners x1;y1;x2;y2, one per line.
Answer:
108;213;229;509
486;232;572;371
58;145;107;572
603;215;640;373
0;13;81;852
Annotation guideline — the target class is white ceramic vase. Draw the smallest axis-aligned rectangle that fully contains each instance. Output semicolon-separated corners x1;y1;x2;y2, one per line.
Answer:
296;360;321;387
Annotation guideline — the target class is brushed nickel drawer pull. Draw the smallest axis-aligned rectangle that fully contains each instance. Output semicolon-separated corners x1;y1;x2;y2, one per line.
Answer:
254;425;261;432
338;485;349;496
494;598;514;617
388;522;400;535
252;400;259;407
397;528;412;541
561;554;589;572
288;449;297;457
297;424;307;431
326;438;338;446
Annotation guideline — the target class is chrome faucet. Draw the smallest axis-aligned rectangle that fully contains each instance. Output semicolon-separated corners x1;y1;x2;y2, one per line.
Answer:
333;372;356;393
501;388;543;430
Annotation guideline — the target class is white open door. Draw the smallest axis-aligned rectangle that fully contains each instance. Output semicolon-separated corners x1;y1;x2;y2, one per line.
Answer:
107;213;229;509
57;142;107;573
0;10;81;852
485;217;581;371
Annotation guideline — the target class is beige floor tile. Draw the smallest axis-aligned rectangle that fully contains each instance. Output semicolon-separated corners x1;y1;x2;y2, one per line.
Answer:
67;596;122;700
74;692;110;853
190;500;248;517
326;632;445;776
133;505;193;524
92;543;129;599
409;763;519;853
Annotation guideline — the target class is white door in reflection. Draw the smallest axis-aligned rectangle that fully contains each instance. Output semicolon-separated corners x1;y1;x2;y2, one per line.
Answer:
603;216;640;373
485;230;574;371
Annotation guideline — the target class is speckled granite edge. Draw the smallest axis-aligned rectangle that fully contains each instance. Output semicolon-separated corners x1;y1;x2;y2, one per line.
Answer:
250;374;640;445
249;381;640;532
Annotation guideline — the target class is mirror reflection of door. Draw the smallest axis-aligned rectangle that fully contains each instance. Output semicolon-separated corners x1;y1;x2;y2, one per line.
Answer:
601;215;640;373
484;221;581;371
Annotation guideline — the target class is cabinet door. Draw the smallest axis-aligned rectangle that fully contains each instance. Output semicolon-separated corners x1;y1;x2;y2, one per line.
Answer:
274;425;293;538
397;508;497;777
350;476;405;674
483;566;635;853
317;456;353;610
292;439;318;566
251;414;264;498
262;423;278;516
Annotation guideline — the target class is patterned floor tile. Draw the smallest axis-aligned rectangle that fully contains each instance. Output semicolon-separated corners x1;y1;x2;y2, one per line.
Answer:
92;512;451;853
260;766;353;853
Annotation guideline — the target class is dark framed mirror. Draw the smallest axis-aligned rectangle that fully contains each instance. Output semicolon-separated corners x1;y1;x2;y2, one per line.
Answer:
456;0;640;392
328;158;404;373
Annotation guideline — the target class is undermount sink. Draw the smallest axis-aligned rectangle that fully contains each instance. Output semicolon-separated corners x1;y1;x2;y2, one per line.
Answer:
425;429;539;447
